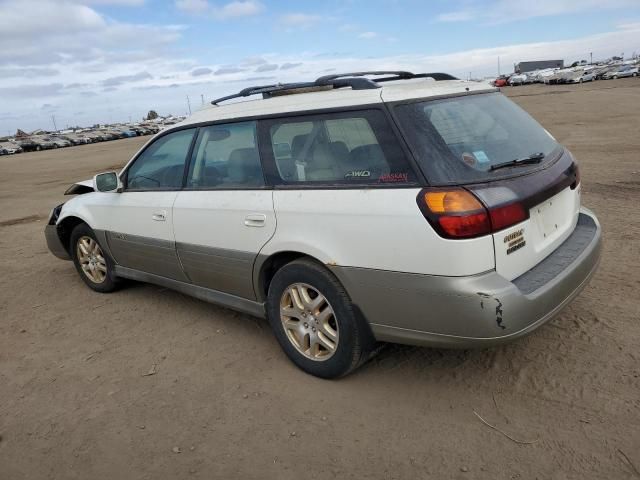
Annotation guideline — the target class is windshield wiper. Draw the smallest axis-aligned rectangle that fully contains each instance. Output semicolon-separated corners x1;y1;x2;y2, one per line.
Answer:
490;152;545;171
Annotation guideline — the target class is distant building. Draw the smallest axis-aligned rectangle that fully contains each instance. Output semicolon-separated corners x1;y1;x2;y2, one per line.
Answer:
515;60;564;73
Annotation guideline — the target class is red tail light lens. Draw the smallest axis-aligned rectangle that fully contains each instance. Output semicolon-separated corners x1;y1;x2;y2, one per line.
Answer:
489;202;527;231
417;188;528;239
439;212;491;238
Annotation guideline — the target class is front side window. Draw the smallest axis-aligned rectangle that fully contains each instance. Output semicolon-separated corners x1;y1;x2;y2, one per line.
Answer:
266;110;416;185
186;121;264;189
395;93;560;185
126;128;195;190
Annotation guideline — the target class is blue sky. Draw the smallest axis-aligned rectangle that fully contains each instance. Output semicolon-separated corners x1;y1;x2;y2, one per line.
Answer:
1;0;639;134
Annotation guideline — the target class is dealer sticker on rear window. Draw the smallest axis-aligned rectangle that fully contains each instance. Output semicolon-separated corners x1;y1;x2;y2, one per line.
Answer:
473;151;490;164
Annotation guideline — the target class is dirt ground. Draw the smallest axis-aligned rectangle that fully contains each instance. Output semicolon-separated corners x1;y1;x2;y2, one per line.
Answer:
1;78;639;480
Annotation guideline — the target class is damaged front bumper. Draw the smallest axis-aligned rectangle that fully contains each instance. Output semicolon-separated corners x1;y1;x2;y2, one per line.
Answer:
331;207;602;348
44;204;71;260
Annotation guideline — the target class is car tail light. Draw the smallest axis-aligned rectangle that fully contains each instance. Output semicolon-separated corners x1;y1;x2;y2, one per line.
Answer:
489;202;527;231
417;188;528;239
571;164;580;189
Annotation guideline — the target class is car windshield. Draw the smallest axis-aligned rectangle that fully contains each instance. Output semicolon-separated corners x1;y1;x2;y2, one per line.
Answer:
394;92;560;185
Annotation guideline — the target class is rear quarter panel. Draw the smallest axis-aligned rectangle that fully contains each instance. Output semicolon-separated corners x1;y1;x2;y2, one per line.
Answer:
264;188;495;276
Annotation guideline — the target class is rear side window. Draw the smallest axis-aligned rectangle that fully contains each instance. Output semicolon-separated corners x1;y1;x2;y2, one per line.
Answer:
186;121;264;189
395;93;560;185
264;110;416;185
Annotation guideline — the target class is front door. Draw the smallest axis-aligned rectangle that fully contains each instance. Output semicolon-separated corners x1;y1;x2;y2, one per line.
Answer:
94;127;197;281
172;121;275;299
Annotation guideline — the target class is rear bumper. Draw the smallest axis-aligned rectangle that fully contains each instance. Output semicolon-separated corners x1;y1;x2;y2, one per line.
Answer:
331;207;601;348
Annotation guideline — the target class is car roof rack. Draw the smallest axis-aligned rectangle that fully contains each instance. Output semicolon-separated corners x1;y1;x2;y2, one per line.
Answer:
210;71;459;105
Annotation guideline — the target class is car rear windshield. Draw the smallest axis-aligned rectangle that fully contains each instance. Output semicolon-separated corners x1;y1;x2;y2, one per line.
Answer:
394;92;560;185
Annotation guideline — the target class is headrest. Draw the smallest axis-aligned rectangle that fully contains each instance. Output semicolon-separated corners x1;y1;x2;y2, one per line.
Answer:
227;148;260;182
291;134;310;159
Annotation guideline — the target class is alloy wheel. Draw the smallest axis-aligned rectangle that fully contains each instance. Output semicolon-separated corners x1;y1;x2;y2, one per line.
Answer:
76;236;107;284
279;283;339;361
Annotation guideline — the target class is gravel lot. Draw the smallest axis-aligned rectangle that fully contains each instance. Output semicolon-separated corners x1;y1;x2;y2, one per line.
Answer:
1;78;639;479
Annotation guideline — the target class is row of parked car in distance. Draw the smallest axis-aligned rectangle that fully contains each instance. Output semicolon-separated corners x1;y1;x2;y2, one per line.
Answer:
0;125;160;155
0;118;185;156
493;61;639;87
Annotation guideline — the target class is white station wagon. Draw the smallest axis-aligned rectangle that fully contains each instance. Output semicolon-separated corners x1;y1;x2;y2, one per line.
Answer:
45;71;602;378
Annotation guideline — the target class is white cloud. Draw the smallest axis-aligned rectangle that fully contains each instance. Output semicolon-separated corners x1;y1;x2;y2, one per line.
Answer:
437;0;639;24
0;1;105;37
339;23;358;32
102;72;153;87
191;67;213;76
176;0;209;13
617;21;640;30
1;10;639;133
176;0;263;19
0;1;183;67
212;0;263;19
255;63;278;72
358;31;378;39
436;11;474;22
279;13;323;29
83;0;145;5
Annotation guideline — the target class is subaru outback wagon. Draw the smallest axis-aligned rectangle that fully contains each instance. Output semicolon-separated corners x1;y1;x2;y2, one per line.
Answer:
45;71;602;378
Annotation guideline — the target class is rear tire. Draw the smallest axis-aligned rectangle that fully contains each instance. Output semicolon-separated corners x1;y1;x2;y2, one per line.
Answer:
266;259;376;378
70;223;119;293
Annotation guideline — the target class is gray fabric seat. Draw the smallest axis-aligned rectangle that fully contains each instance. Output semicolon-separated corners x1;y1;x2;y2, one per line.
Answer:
345;144;390;177
225;148;262;186
306;143;341;181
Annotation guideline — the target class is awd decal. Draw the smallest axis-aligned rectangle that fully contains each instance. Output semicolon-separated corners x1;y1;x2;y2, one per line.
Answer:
344;170;371;179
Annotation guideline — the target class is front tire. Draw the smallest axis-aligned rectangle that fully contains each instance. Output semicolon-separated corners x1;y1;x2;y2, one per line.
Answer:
266;259;375;378
70;223;119;293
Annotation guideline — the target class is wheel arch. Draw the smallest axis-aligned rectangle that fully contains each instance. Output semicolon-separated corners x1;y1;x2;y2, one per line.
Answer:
56;215;89;254
253;251;328;303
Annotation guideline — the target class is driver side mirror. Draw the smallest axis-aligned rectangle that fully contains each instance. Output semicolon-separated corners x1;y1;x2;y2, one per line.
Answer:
93;172;122;193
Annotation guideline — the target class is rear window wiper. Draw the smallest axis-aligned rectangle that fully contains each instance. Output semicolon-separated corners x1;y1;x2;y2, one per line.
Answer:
490;152;545;171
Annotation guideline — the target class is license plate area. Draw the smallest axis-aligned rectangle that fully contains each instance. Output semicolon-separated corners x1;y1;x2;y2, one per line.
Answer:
531;192;573;244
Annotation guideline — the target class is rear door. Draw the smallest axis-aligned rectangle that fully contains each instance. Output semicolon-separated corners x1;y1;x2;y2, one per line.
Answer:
257;108;496;277
172;121;275;300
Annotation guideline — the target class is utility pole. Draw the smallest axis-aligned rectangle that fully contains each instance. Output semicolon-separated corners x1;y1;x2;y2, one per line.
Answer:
590;52;593;65
186;95;192;115
201;94;205;106
51;115;57;132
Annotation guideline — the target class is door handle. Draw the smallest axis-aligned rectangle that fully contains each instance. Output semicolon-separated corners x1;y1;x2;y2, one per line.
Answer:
244;213;266;227
152;211;166;221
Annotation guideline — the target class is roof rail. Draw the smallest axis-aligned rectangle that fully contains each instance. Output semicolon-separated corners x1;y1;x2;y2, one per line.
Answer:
210;70;459;105
211;82;317;105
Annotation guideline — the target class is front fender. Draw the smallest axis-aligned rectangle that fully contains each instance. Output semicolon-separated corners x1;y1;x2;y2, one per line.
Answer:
56;193;99;229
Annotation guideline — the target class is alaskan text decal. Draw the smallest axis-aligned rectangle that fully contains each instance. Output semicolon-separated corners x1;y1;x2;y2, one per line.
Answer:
504;228;525;255
378;172;409;183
